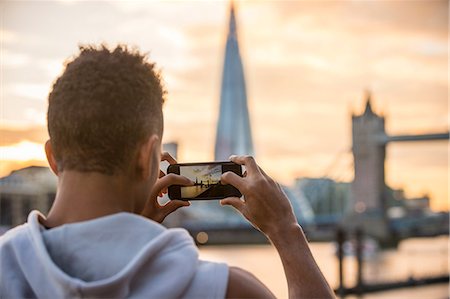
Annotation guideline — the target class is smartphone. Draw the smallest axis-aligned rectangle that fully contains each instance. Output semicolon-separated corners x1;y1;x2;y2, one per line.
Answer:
167;161;242;200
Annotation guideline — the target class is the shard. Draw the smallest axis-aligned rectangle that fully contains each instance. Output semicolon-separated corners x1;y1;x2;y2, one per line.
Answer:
214;2;254;161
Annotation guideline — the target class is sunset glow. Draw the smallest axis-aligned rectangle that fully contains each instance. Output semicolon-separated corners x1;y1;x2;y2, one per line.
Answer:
0;141;46;162
1;1;448;211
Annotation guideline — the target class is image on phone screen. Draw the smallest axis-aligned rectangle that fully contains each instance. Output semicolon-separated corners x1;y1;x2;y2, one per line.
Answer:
180;164;222;198
168;162;242;200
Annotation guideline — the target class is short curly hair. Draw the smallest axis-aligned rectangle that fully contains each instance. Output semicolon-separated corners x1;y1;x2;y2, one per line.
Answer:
47;44;165;175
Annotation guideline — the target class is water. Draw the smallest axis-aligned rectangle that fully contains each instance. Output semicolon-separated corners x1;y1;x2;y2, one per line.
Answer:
199;236;449;298
181;185;210;198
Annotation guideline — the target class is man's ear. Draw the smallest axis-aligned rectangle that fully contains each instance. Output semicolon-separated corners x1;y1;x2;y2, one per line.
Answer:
137;134;161;180
45;140;58;175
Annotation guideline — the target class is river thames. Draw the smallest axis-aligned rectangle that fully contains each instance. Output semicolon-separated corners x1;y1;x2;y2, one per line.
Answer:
199;236;448;298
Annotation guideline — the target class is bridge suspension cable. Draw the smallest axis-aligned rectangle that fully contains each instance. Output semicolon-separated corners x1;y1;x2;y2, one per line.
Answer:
322;147;352;181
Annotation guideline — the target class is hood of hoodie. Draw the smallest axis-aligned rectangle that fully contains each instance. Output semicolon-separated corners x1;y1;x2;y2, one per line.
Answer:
0;211;228;299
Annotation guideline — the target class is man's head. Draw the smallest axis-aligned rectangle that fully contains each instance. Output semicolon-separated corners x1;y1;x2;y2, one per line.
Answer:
46;45;164;179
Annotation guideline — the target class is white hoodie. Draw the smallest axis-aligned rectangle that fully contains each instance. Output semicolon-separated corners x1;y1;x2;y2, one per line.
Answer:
0;211;228;298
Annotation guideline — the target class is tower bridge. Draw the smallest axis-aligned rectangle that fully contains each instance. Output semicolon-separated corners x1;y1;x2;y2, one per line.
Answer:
378;132;449;144
349;92;449;242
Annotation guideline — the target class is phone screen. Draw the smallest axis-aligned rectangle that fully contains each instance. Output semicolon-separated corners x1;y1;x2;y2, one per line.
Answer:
168;162;242;200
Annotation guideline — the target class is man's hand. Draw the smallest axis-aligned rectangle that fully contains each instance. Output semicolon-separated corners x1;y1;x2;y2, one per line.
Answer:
221;155;334;299
220;155;298;238
141;152;192;223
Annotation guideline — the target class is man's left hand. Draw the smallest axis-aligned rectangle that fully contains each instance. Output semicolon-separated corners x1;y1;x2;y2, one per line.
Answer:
141;152;192;223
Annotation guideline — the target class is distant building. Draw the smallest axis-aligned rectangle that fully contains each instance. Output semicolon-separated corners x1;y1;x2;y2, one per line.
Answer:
405;196;430;210
294;178;350;222
282;185;315;224
0;166;56;228
214;3;254;161
351;92;386;214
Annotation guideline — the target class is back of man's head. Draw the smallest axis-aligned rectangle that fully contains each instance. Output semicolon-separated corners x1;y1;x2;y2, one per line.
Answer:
47;45;164;175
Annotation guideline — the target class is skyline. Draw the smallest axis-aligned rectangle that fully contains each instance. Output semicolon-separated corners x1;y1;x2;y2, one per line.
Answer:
1;1;448;211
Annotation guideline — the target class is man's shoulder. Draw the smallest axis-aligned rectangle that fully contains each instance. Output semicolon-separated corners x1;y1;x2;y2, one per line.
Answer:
0;222;30;247
0;210;43;249
179;259;229;299
225;266;276;299
0;223;32;272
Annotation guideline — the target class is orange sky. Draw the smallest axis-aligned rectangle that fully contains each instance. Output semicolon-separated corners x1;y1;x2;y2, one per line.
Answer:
1;1;448;211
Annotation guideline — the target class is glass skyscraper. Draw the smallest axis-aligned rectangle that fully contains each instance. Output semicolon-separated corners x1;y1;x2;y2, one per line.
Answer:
214;3;254;161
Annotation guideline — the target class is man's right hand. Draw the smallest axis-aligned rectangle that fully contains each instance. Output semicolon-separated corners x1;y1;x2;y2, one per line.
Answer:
220;155;298;239
220;155;334;299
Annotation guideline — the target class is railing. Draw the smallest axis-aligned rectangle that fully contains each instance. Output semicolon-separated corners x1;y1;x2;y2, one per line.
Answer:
334;228;449;297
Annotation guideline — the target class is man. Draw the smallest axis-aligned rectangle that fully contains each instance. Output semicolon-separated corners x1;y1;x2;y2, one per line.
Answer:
0;45;333;299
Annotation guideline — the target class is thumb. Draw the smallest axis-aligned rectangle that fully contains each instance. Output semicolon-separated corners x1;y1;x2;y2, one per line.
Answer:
221;171;244;191
220;197;245;213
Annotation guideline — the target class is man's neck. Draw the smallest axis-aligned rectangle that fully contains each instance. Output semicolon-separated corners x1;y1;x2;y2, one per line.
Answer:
43;171;141;228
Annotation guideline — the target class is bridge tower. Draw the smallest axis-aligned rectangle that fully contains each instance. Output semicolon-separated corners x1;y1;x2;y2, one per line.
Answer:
349;91;449;243
351;92;386;215
350;92;390;241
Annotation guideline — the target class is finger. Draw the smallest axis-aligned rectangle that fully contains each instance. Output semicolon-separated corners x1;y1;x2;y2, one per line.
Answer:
221;171;245;191
258;166;270;179
158;187;168;197
162;200;190;215
229;155;260;175
161;152;177;164
153;173;193;197
220;197;245;213
161;199;191;212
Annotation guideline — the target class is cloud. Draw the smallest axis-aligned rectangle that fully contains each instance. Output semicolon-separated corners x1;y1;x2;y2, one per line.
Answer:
6;83;51;101
2;49;31;67
0;126;48;146
0;29;19;44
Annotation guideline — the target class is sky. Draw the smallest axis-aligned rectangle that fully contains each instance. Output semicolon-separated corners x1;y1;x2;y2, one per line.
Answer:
1;0;448;211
